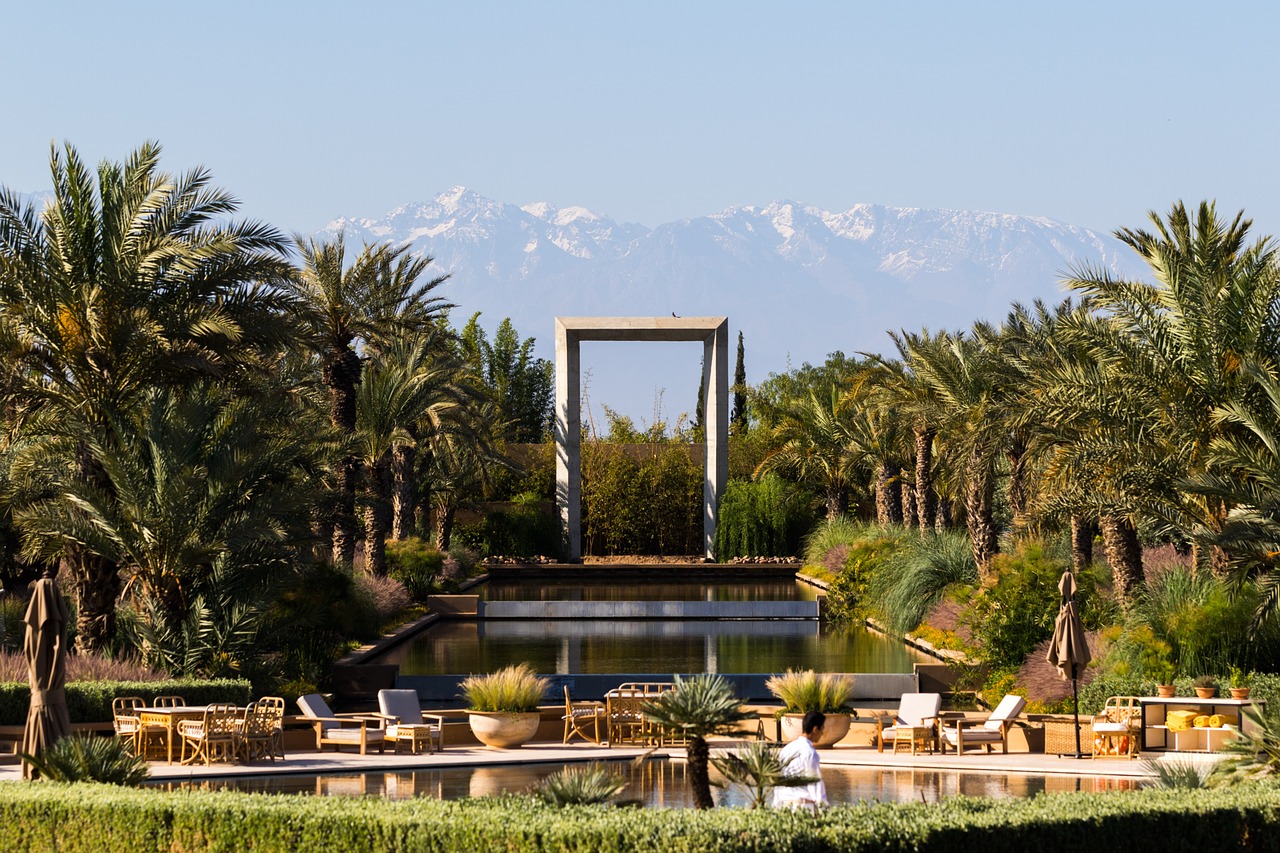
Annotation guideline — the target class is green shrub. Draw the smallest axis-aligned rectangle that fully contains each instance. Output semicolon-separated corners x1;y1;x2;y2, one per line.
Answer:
535;764;627;806
4;781;1280;851
475;494;562;559
963;541;1109;671
0;593;26;652
0;679;251;725
714;474;814;559
22;734;149;786
385;537;446;599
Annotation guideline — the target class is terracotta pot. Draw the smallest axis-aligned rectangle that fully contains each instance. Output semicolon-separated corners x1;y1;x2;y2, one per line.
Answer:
1194;686;1217;699
779;712;851;748
1156;684;1176;698
467;711;541;748
1230;687;1251;701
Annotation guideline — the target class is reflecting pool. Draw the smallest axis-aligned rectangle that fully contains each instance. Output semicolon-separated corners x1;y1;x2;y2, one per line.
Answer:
150;759;1140;807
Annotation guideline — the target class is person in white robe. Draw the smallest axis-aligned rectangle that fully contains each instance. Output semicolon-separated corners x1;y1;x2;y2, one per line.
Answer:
771;710;828;810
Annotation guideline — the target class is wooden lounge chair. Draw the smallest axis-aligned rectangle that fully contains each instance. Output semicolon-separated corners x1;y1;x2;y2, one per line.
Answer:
875;693;943;753
296;693;386;755
375;689;445;755
562;686;606;744
939;694;1026;754
177;703;240;766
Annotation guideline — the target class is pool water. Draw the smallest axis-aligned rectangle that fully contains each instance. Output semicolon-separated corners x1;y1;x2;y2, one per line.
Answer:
150;759;1140;807
379;578;926;675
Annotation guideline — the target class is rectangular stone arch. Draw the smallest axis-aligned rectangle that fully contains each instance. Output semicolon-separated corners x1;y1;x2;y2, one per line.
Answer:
555;316;729;561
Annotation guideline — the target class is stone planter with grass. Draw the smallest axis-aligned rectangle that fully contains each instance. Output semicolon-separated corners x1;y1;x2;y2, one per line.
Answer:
461;663;549;749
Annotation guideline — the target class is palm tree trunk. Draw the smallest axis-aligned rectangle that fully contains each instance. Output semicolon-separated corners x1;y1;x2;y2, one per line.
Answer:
68;443;121;653
874;464;903;527
687;735;714;809
434;497;455;551
324;347;362;566
1101;514;1143;610
1006;434;1030;530
899;468;917;529
65;552;120;654
391;445;416;540
914;426;936;534
363;453;393;576
1070;515;1097;573
965;445;998;581
936;497;953;531
824;487;843;520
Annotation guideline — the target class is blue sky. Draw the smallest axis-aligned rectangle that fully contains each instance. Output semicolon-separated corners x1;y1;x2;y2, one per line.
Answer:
5;0;1279;237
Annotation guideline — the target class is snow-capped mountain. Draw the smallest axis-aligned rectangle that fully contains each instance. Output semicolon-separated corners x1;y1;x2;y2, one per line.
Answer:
324;188;1144;423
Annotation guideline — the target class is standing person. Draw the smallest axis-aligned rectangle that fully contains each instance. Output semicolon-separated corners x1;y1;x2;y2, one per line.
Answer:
771;710;828;810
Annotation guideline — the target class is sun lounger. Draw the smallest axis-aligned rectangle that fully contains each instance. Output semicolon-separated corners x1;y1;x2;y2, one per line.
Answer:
296;693;386;755
875;692;942;753
939;694;1025;754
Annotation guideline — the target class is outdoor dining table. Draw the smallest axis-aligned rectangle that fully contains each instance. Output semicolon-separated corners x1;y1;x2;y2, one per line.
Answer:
137;705;245;764
604;683;674;746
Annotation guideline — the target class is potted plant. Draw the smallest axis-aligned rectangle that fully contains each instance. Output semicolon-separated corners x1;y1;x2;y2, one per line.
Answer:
764;669;854;748
1229;666;1251;701
461;663;549;748
1193;674;1218;700
1154;664;1177;698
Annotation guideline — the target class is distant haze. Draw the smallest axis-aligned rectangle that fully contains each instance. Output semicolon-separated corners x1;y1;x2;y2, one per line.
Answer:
327;188;1146;429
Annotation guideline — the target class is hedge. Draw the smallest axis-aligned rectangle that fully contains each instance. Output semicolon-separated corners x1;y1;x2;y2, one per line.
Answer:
0;679;252;725
1;780;1280;851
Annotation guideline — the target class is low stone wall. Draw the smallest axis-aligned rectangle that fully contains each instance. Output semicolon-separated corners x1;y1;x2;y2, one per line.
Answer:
480;600;819;620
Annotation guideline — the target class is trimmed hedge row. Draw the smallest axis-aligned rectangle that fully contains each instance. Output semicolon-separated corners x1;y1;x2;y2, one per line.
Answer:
1;780;1280;851
0;679;252;725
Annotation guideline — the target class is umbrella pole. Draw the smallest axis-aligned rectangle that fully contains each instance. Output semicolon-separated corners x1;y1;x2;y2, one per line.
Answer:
1072;669;1081;756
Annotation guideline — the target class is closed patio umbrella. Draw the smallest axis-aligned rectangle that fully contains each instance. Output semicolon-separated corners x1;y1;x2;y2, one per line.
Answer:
22;569;72;779
1046;570;1091;758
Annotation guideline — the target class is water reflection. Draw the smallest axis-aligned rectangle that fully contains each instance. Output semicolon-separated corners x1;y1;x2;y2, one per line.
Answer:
151;760;1138;807
378;619;925;675
480;580;819;602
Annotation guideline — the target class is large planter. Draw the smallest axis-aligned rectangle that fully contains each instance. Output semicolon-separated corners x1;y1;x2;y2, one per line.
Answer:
779;712;851;748
468;711;541;748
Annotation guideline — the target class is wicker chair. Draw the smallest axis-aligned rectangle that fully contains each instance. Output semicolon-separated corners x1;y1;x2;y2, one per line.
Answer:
240;697;286;762
1092;696;1141;758
153;695;186;708
177;703;240;765
111;696;145;755
562;686;606;745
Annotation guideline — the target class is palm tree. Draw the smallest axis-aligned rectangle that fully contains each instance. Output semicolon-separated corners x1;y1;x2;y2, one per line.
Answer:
286;234;451;566
753;385;865;519
642;673;752;809
0;141;294;651
1062;200;1280;574
355;327;478;574
13;383;315;672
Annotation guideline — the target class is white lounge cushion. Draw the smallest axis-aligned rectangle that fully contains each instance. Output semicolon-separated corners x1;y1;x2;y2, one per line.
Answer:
896;693;943;727
322;728;384;743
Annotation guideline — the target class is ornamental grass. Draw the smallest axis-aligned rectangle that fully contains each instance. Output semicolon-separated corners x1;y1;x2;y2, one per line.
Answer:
764;669;854;714
461;663;549;713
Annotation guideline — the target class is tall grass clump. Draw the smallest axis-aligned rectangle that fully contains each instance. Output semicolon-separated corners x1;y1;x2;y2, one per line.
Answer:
801;516;893;568
0;651;167;683
764;669;854;713
1131;563;1273;675
869;530;977;634
461;663;549;712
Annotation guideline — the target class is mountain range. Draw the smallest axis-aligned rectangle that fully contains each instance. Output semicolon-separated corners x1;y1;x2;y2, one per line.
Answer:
324;188;1144;426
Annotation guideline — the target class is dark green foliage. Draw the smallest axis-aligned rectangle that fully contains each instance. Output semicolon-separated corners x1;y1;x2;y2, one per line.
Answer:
472;494;561;559
22;734;149;786
714;475;814;559
6;783;1280;851
385;537;445;599
731;331;748;434
964;541;1107;671
535;764;627;806
581;441;702;556
461;314;553;443
0;679;250;725
868;531;978;634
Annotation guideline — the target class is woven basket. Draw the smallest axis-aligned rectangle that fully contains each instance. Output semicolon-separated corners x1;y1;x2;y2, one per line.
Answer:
1043;717;1092;755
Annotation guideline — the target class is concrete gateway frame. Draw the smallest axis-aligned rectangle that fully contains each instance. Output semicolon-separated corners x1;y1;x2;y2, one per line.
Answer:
555;316;729;561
